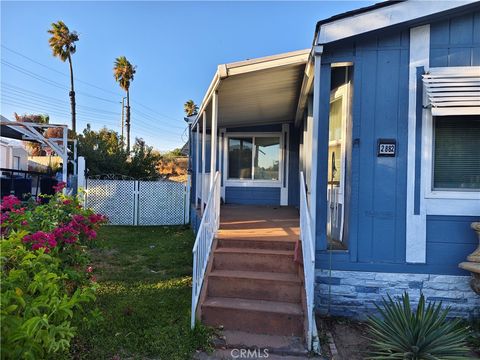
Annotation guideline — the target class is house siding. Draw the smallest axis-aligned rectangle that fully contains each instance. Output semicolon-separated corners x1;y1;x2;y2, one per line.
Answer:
430;11;480;67
225;187;281;205
314;11;479;318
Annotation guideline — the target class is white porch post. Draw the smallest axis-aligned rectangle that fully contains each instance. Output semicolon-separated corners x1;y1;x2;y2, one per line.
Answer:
201;111;207;215
406;25;430;263
195;123;200;209
62;126;68;184
310;45;323;246
210;91;218;191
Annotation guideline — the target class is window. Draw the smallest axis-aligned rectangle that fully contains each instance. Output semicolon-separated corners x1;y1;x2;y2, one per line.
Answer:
227;136;281;181
13;156;20;170
433;116;480;190
228;137;253;179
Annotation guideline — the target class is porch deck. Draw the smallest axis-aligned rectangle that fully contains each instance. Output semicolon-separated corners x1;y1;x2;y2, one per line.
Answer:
218;205;300;241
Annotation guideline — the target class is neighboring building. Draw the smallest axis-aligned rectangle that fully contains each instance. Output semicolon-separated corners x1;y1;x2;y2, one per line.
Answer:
188;0;480;351
0;139;28;171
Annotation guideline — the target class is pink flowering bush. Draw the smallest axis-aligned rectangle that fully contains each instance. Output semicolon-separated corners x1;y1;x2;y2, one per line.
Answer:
1;190;107;358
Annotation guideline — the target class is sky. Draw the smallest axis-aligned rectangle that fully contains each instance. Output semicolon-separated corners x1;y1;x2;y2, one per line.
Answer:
1;1;374;151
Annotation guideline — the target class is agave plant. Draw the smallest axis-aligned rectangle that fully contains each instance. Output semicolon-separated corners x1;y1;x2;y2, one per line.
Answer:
367;292;470;359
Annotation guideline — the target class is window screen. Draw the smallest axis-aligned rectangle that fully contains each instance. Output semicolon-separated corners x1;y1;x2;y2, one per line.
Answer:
433;116;480;190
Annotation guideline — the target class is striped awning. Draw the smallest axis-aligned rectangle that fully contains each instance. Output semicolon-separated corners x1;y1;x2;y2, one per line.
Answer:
422;66;480;116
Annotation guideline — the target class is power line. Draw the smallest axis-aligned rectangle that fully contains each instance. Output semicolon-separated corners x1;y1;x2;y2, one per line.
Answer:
2;82;185;134
2;45;186;124
2;44;122;97
1;96;184;137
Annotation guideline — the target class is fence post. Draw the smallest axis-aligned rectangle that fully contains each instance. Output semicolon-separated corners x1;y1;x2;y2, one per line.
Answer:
185;175;191;224
133;180;139;226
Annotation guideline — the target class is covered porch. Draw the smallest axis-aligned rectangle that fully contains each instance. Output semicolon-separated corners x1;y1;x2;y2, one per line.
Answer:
190;49;310;210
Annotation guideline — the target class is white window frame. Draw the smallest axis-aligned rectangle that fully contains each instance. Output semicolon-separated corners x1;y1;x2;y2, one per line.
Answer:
223;132;283;188
421;68;480;216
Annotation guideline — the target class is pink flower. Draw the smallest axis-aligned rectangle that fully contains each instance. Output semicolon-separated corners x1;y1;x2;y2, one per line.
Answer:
21;220;28;226
1;195;21;211
90;275;97;283
53;182;66;193
62;199;72;205
86;266;93;273
53;224;80;244
23;231;57;252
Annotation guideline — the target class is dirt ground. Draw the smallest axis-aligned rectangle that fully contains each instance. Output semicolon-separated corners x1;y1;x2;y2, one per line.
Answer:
317;316;480;360
318;316;370;360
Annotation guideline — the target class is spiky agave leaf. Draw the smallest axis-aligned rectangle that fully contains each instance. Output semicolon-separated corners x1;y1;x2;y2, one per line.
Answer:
367;292;470;360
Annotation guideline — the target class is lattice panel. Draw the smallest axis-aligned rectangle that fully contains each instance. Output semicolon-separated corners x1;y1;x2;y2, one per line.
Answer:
85;179;136;225
138;180;187;225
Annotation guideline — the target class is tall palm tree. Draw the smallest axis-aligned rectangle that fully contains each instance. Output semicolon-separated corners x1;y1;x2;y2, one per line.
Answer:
113;56;136;152
184;99;198;117
48;21;79;135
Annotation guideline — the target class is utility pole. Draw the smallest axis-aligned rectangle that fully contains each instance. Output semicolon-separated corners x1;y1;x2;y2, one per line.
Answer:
121;96;126;145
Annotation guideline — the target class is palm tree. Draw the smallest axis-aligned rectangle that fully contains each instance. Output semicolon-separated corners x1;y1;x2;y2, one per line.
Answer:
113;56;136;152
48;21;79;135
184;100;198;117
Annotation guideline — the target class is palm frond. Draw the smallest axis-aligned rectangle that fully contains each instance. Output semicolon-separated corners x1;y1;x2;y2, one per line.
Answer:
47;20;79;61
113;56;136;92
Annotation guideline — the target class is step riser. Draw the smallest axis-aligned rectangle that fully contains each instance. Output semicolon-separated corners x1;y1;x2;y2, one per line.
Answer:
217;239;295;251
202;307;303;336
214;253;296;273
208;276;301;303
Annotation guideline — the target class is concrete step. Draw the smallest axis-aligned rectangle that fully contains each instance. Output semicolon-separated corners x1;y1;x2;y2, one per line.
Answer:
218;330;308;357
202;297;304;336
213;248;296;273
217;237;296;251
208;270;302;303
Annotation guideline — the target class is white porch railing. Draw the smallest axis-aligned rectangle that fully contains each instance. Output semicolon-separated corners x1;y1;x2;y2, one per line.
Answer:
191;171;221;328
299;171;318;351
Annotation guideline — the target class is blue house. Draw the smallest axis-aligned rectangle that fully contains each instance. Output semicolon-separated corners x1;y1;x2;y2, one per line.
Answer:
188;0;480;351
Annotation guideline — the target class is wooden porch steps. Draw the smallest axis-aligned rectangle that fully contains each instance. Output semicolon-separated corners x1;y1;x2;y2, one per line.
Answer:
199;205;306;341
202;297;304;336
213;247;297;273
208;270;302;303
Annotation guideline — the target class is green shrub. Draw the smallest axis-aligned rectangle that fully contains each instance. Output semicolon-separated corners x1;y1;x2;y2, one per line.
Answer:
367;292;470;360
1;191;106;359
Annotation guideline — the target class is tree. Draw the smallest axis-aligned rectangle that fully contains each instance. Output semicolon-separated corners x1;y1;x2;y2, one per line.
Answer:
14;113;49;155
76;125;128;176
183;100;198;117
127;138;161;179
113;56;136;153
76;126;160;179
48;21;79;135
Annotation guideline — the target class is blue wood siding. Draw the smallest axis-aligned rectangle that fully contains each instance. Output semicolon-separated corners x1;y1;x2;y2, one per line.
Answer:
354;32;409;264
288;124;300;207
315;26;479;276
225;187;280;205
430;11;480;67
426;216;478;273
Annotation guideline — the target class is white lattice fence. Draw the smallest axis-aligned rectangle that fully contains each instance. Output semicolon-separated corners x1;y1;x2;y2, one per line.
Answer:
85;178;190;226
85;179;136;225
138;180;188;225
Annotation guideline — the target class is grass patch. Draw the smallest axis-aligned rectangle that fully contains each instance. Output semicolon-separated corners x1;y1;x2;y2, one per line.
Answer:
70;226;212;359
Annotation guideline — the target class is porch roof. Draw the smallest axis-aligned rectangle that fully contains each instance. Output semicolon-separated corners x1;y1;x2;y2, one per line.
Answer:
193;49;310;129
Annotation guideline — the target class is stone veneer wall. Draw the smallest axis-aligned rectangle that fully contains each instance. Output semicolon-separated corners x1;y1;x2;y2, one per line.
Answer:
315;270;480;319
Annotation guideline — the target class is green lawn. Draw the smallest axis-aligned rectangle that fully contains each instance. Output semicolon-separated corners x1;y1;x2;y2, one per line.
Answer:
70;226;211;360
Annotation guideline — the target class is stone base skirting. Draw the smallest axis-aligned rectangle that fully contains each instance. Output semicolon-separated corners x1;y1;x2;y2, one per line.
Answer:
315;269;480;319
